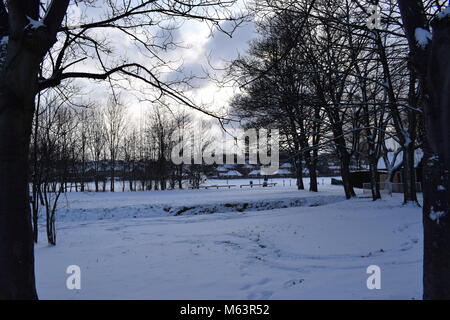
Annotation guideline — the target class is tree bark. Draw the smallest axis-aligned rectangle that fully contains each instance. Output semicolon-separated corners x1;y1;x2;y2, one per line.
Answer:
420;16;450;300
369;159;381;201
398;0;450;299
422;148;450;299
305;151;318;192
402;142;418;204
294;153;304;190
0;0;69;298
340;152;355;199
0;92;38;299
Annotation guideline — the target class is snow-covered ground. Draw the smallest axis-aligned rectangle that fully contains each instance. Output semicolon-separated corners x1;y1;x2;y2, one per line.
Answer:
34;178;423;299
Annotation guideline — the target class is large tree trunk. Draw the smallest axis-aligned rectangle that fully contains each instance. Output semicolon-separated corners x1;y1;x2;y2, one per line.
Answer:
398;1;450;299
0;15;41;298
0;0;69;299
420;16;450;300
422;149;450;299
0;94;38;299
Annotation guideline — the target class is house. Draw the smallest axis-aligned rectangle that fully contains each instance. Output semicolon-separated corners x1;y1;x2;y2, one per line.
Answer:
275;169;292;177
348;149;424;191
280;163;293;169
215;165;229;174
377;149;424;184
248;169;261;177
249;167;294;178
220;170;243;178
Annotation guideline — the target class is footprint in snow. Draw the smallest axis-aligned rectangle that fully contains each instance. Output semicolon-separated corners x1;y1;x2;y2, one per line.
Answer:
283;279;305;288
240;278;270;291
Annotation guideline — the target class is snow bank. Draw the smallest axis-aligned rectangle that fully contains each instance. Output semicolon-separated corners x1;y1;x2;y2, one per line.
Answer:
35;192;422;300
50;194;345;222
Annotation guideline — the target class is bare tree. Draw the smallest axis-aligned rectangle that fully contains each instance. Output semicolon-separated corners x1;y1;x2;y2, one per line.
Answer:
0;0;245;299
104;96;126;192
87;108;106;193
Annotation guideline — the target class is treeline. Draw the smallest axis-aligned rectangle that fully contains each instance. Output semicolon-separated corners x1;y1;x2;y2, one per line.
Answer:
29;93;212;244
228;0;428;203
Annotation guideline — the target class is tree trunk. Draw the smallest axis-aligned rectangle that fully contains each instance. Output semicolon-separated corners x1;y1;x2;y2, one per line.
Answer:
369;158;381;201
0;94;38;299
340;152;356;199
420;16;450;299
305;151;318;192
402;142;418;204
95;174;99;192
422;149;450;299
129;178;134;192
398;1;450;298
295;154;304;190
110;160;115;192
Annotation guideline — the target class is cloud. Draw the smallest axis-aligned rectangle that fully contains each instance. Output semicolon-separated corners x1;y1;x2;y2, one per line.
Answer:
60;2;257;118
204;20;256;66
164;20;256;91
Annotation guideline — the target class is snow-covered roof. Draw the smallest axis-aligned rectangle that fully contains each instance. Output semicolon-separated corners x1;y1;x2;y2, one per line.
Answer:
438;6;450;19
276;169;292;175
220;170;243;177
378;149;424;170
243;164;255;169
280;163;293;168
216;166;228;172
249;168;291;176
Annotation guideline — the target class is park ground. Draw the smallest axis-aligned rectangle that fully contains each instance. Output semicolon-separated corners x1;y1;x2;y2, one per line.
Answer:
35;178;422;299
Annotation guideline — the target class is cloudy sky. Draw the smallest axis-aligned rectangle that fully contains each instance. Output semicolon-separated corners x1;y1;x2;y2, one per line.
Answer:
61;1;257;123
164;18;256;115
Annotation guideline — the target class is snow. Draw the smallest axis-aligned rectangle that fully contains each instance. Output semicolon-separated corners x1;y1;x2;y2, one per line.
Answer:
378;149;423;170
437;6;450;20
220;170;243;177
34;178;422;299
415;28;432;49
0;36;8;45
430;210;446;224
275;169;291;175
26;16;46;30
216;166;229;172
